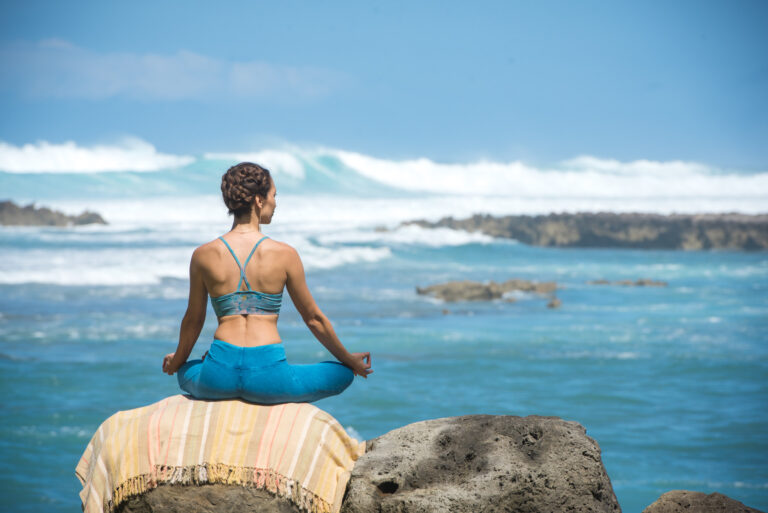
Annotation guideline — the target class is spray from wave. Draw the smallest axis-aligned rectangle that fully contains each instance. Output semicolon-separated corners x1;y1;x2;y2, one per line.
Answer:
1;138;765;213
1;137;767;285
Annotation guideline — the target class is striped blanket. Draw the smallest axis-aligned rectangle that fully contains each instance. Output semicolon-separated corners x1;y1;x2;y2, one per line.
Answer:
75;395;366;513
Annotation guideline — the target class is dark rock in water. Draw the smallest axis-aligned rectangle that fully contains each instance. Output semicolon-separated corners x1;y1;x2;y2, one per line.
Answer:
403;212;768;250
634;278;667;287
116;483;300;513
587;279;668;287
416;279;557;302
547;297;562;308
0;200;107;226
642;490;765;513
342;415;620;513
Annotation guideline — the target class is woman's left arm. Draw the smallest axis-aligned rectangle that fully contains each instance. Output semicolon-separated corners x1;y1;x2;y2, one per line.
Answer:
163;248;208;375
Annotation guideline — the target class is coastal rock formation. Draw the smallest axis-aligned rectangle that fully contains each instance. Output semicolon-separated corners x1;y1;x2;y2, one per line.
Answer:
547;297;562;308
404;212;768;250
342;415;620;513
0;200;106;226
117;484;299;513
642;490;764;513
416;279;557;302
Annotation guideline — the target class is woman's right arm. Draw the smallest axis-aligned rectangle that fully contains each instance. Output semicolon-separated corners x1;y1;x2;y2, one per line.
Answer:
163;247;208;375
284;245;372;378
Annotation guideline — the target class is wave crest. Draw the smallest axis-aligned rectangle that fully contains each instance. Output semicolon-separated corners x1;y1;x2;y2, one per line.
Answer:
0;138;193;173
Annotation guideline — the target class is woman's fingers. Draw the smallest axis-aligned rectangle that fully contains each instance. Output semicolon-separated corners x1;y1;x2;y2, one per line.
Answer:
347;352;373;378
162;353;175;375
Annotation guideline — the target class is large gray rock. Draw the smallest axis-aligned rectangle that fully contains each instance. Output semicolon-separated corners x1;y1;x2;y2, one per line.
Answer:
404;213;768;250
342;415;620;513
116;483;300;513
642;490;764;513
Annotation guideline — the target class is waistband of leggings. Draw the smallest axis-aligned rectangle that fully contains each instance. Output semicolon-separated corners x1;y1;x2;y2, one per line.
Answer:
209;339;286;365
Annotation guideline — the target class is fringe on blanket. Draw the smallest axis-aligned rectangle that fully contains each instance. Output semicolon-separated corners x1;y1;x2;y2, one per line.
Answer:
107;464;334;513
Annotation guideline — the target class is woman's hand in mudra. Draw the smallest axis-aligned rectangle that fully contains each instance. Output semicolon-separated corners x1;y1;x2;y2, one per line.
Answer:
162;353;176;375
348;352;373;378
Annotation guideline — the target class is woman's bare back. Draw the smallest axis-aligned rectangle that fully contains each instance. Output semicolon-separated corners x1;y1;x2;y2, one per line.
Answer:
195;234;289;347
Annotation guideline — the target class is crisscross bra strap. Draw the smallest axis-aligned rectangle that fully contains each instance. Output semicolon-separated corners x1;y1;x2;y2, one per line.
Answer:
218;235;270;291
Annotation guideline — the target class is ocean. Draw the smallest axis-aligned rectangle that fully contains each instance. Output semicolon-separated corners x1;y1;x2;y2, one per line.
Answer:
1;148;767;512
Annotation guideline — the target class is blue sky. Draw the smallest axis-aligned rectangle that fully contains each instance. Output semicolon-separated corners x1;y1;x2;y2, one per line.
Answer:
1;0;766;168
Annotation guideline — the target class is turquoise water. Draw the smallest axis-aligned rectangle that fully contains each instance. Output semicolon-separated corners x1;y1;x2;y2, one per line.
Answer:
1;157;767;512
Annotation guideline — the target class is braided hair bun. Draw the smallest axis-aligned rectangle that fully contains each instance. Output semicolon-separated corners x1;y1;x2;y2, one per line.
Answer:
220;162;272;217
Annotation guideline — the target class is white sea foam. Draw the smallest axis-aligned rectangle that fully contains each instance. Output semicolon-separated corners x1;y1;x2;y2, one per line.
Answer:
204;150;306;179
0;138;193;173
4;139;767;212
334;149;768;202
0;247;192;285
559;351;644;360
295;241;392;270
316;224;494;247
0;231;392;285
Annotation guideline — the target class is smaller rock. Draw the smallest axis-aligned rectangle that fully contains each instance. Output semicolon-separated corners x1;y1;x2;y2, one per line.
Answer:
642;490;764;513
634;278;667;287
500;278;557;294
417;279;558;302
547;297;562;309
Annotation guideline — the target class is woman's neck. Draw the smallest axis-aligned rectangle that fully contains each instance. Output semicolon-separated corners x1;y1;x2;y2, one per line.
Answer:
230;213;261;234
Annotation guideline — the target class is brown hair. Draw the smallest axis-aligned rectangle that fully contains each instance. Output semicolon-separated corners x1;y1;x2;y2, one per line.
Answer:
220;162;272;217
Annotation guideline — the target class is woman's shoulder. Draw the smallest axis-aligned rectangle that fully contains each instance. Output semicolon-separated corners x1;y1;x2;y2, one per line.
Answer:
261;238;300;260
192;236;298;259
194;238;223;255
188;239;223;269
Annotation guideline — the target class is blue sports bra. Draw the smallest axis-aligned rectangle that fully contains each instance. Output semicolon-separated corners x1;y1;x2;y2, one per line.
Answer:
210;236;283;317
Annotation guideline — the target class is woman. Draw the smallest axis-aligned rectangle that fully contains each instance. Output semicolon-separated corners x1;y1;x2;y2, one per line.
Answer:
162;162;372;403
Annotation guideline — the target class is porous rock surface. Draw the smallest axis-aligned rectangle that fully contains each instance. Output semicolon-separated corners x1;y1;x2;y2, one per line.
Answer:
116;483;300;513
642;490;764;513
341;415;620;513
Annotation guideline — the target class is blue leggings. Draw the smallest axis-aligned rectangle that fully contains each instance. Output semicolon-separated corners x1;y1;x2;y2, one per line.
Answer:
177;339;354;404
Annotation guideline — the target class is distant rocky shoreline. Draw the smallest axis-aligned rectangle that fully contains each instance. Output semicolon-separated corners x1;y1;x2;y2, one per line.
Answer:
403;212;768;250
0;200;106;226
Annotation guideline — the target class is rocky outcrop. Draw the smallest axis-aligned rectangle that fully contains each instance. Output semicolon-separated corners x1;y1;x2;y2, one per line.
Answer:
342;415;620;513
117;484;300;513
0;200;106;226
642;490;765;513
109;417;767;513
416;279;557;302
403;212;768;250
